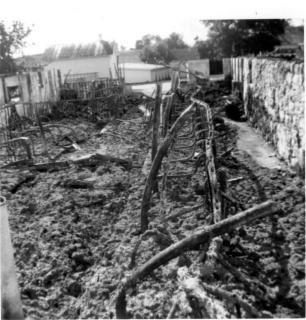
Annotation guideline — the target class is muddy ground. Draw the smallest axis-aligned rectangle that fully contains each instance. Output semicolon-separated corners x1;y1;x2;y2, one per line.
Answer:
0;105;305;319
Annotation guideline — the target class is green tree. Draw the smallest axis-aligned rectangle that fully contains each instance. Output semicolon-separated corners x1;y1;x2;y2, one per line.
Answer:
196;19;288;59
0;21;31;74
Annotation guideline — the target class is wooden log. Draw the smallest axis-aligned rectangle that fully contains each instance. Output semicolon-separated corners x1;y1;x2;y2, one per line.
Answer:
30;160;69;172
218;168;228;219
151;83;161;161
61;178;94;189
198;102;222;274
162;94;174;137
115;200;281;318
73;153;132;170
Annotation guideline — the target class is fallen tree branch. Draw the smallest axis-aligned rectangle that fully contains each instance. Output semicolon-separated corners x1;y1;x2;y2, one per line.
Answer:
61;179;94;189
115;200;281;318
152;83;162;161
162;93;174;137
73;153;132;170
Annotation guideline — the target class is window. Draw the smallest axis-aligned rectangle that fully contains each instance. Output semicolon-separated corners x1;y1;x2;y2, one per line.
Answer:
7;86;21;101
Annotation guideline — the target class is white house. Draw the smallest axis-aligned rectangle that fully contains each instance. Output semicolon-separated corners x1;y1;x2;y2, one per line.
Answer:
119;63;170;84
44;42;118;80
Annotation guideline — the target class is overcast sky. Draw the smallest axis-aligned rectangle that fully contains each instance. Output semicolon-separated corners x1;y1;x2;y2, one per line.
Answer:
1;0;304;56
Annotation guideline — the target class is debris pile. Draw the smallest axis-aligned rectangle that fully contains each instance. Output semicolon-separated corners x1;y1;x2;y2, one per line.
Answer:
0;72;304;319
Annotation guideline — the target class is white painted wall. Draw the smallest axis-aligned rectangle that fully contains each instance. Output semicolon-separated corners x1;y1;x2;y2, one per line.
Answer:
123;67;170;84
45;55;113;79
123;69;152;83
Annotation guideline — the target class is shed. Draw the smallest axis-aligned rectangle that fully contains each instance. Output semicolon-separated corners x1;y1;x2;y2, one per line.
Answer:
119;63;170;84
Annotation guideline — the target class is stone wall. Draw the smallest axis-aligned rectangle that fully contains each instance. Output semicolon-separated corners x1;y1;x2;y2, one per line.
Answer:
231;57;304;172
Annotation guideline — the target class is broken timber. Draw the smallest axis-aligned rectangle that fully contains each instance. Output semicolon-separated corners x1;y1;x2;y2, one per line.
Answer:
116;200;281;318
2;152;132;172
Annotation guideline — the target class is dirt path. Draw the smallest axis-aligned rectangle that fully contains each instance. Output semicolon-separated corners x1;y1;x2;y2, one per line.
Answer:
225;119;283;170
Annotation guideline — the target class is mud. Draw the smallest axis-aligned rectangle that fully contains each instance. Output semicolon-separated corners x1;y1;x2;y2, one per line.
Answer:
0;108;304;319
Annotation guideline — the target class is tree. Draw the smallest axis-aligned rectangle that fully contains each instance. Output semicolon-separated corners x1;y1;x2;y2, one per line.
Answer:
100;40;113;55
165;32;188;49
195;19;288;59
136;33;188;64
0;21;31;74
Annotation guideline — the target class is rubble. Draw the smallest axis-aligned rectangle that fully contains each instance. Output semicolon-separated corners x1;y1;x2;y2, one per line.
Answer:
0;73;304;319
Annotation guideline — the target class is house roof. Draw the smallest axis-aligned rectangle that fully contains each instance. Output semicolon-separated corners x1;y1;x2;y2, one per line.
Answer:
43;41;112;61
119;63;168;70
15;54;47;69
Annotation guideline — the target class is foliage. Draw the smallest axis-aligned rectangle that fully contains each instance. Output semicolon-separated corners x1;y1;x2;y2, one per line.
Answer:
165;32;188;49
136;33;188;64
100;40;113;55
0;21;31;74
196;20;288;59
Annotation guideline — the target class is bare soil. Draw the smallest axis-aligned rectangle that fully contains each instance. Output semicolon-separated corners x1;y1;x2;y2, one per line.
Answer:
1;109;304;319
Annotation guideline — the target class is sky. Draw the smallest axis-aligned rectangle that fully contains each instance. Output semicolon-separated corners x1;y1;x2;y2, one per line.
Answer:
1;0;305;57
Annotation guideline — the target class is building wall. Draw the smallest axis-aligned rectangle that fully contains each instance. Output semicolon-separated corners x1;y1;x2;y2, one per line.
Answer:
122;68;170;84
0;69;61;123
123;69;152;83
230;57;305;172
45;55;113;79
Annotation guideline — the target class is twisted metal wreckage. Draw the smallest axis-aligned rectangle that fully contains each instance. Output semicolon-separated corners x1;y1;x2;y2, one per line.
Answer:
0;69;282;319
